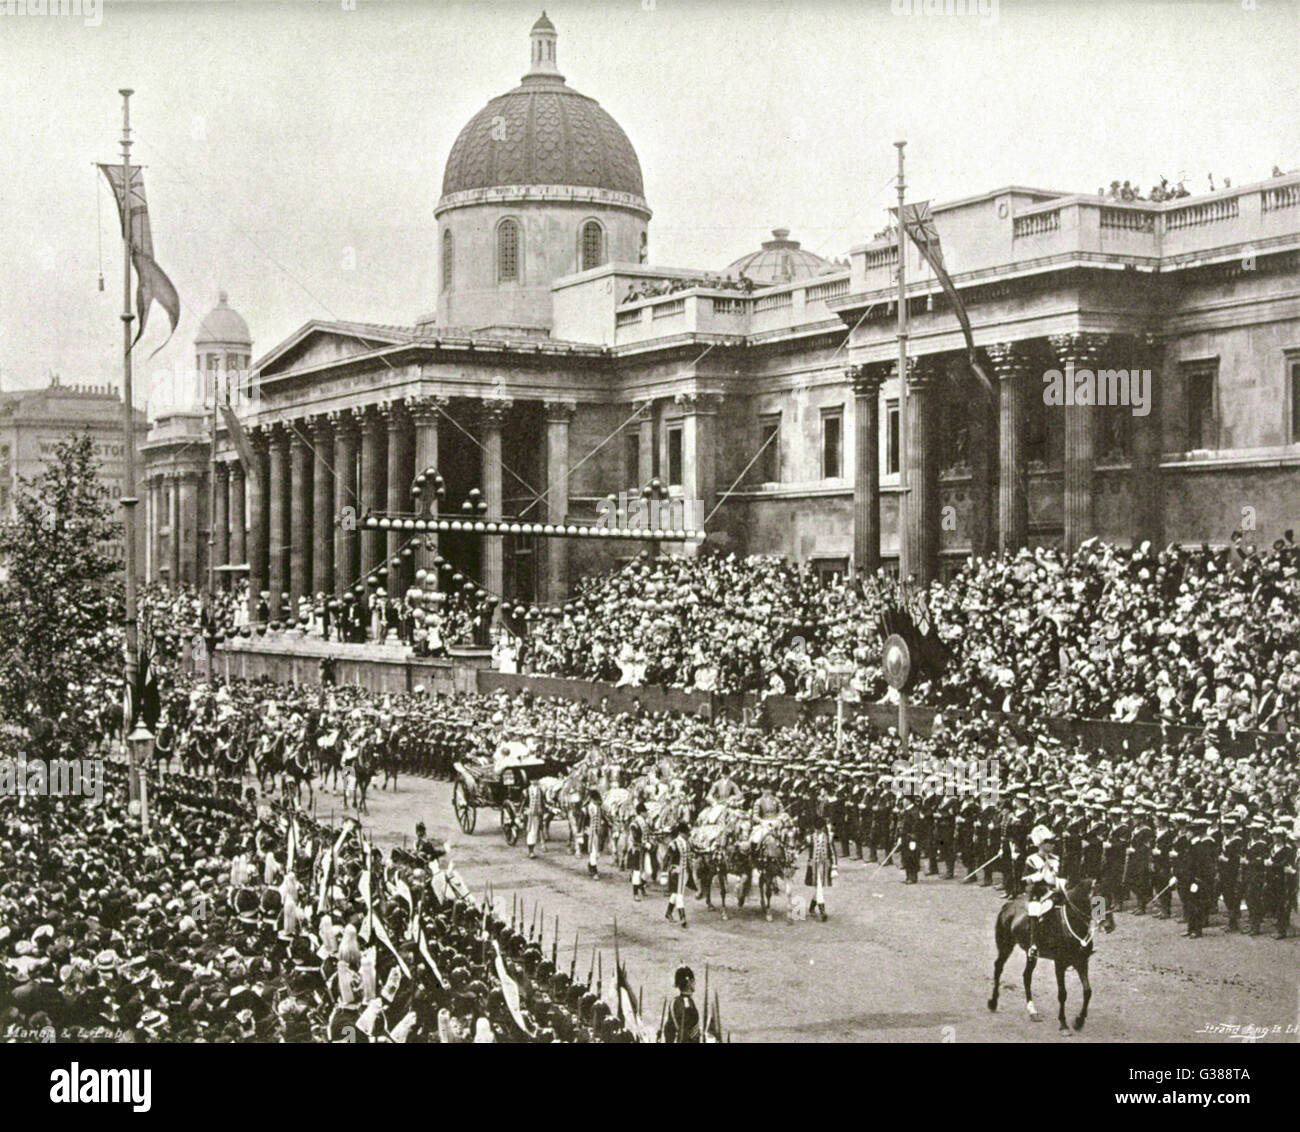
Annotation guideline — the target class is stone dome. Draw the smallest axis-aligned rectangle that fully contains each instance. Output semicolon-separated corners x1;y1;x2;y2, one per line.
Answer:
724;229;839;286
439;16;645;201
195;291;251;346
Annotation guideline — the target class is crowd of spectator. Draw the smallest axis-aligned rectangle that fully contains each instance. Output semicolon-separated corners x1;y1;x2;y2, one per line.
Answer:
621;272;757;306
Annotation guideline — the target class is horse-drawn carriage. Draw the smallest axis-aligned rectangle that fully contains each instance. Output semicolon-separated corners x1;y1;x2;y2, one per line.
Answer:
451;742;566;844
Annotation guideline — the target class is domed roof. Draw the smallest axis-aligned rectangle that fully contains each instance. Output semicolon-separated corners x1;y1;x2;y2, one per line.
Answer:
440;18;644;201
724;229;839;286
196;292;251;346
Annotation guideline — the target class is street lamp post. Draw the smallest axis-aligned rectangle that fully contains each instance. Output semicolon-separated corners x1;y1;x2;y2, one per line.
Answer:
126;720;155;834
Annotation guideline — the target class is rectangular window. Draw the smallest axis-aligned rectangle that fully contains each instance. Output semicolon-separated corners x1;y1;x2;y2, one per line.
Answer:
811;556;848;584
1290;357;1300;443
821;407;843;479
886;400;899;475
1184;361;1218;450
758;413;780;484
667;425;683;487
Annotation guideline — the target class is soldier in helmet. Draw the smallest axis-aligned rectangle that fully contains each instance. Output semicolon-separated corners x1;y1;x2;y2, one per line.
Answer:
661;966;700;1043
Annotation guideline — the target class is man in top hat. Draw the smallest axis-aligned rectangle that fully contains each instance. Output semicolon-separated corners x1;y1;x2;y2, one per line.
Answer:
1023;825;1066;959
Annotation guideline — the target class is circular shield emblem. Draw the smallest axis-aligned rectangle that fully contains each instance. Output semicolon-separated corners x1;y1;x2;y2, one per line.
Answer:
882;633;912;690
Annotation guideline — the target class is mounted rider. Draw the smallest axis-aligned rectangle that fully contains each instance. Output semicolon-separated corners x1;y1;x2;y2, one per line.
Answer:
707;758;742;807
1024;824;1066;958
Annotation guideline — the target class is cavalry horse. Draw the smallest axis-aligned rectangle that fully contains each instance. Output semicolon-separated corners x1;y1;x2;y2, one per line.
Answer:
737;819;799;921
348;745;376;814
988;878;1112;1031
282;734;315;811
692;810;752;920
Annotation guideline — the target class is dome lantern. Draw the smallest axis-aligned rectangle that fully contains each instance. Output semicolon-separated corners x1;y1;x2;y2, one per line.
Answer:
527;11;561;81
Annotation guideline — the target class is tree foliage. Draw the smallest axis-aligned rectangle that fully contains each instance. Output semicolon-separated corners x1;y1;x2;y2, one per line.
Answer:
0;435;123;761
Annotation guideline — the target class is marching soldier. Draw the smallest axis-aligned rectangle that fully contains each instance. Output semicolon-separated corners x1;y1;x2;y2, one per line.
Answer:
920;792;940;876
936;795;959;879
1062;802;1086;882
664;821;692;928
874;778;895;863
979;800;1001;887
1171;812;1194;923
584;788;602;878
1241;818;1269;935
1152;806;1175;918
898;793;922;884
1184;815;1217;938
1128;802;1154;914
957;793;981;880
1101;805;1130;913
628;802;651;902
1264;825;1297;939
1217;812;1244;932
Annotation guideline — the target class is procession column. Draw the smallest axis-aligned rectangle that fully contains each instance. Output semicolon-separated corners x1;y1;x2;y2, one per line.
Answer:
213;462;230;591
903;357;940;586
675;393;720;544
310;415;334;600
330;410;359;601
246;428;269;623
1131;333;1165;547
478;396;512;596
409;395;446;582
228;460;246;581
1051;332;1103;554
986;341;1032;555
544;400;576;603
384;400;412;596
168;472;181;586
359;406;387;592
850;364;884;577
290;423;312;617
267;424;289;622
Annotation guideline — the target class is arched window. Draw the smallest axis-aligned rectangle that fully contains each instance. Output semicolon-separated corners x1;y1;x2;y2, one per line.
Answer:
497;219;520;283
441;229;453;292
580;220;605;271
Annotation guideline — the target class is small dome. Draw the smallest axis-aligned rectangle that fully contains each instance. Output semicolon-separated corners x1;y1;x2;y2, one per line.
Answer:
724;229;839;286
196;291;251;346
532;10;555;32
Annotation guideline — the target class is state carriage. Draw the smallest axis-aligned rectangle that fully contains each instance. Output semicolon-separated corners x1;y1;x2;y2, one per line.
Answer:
451;743;567;844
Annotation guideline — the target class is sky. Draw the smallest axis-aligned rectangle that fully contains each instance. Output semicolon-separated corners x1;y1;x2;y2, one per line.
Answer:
1;0;1297;413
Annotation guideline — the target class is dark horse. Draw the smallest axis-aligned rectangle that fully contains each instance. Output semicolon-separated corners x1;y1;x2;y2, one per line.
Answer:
987;878;1113;1032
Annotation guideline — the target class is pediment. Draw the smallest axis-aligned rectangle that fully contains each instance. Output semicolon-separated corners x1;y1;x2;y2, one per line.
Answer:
255;321;414;378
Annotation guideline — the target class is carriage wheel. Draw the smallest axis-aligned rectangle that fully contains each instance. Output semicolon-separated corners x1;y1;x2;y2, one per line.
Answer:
502;802;520;846
452;780;477;834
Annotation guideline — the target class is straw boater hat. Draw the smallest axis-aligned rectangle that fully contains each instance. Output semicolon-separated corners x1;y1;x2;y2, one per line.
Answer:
1029;825;1056;849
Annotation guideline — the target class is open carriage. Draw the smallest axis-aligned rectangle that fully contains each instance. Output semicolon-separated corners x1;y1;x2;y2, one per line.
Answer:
451;743;566;844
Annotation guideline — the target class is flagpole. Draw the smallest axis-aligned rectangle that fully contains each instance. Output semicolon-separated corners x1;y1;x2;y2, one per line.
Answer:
894;140;909;586
118;88;144;823
205;341;219;681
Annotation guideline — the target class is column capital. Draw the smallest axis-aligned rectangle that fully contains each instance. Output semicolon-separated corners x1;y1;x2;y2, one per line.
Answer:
213;460;230;481
308;413;333;442
478;396;513;429
249;424;272;452
408;394;450;424
544;399;577;424
847;363;886;397
1049;331;1110;366
673;392;722;415
908;354;946;390
357;404;386;438
984;341;1037;381
327;407;360;436
380;400;411;432
288;420;311;451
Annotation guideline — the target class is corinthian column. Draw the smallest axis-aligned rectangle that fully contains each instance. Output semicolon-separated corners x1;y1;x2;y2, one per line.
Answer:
903;357;939;586
1131;333;1165;547
544;400;576;602
986;341;1033;555
478;397;512;597
228;460;246;576
383;401;413;596
267;424;289;622
409;395;447;578
213;462;230;591
358;406;386;590
289;423;312;616
310;415;334;602
247;429;269;623
1051;333;1104;554
330;409;359;601
850;365;884;577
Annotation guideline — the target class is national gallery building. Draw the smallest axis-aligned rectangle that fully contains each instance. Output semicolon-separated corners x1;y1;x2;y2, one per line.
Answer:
143;15;1300;621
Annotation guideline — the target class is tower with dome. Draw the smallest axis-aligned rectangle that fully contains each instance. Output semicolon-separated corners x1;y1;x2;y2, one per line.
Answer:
431;13;650;334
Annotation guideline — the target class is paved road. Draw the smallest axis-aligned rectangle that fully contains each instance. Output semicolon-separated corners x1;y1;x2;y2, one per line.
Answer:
300;773;1296;1044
